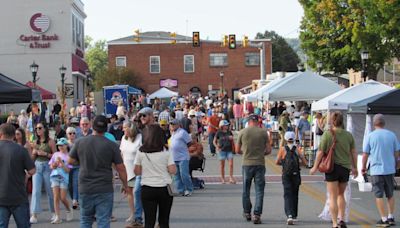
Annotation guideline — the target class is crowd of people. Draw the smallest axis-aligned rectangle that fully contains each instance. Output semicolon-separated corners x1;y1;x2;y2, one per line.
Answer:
0;93;399;228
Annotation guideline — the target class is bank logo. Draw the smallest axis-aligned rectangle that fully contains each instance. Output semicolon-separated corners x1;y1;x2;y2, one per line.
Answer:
30;13;50;33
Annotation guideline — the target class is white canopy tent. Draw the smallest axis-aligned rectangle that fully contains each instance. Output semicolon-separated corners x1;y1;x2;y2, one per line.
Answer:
262;71;341;101
148;87;178;99
311;80;393;111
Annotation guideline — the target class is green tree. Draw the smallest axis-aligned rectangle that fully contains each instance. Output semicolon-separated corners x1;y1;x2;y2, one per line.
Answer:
256;30;301;72
94;68;139;91
84;36;108;88
299;0;400;78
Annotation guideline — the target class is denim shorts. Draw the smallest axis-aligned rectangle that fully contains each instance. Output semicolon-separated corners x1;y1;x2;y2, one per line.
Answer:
50;175;68;189
218;151;233;161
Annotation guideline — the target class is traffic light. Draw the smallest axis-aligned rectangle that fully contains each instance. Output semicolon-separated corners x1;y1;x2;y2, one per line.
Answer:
242;35;249;47
134;29;140;42
170;32;177;44
192;32;200;47
229;34;236;49
222;35;228;47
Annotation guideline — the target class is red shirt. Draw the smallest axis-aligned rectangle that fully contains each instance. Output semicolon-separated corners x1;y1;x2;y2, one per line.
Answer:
207;115;220;133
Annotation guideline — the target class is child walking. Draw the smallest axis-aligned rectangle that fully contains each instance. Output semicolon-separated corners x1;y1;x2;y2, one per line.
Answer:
49;138;73;224
275;131;307;225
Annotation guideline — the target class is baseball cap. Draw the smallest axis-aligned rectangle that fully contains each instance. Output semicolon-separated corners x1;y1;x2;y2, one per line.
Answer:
70;117;79;124
159;119;168;125
248;114;259;122
56;137;69;146
138;107;153;115
92;115;108;133
219;120;230;127
284;131;296;141
169;119;180;125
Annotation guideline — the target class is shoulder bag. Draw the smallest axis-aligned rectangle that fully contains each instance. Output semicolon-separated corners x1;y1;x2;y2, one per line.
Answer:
318;129;336;173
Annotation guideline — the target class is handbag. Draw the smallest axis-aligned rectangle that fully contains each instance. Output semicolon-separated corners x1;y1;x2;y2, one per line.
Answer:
318;129;336;173
144;153;177;196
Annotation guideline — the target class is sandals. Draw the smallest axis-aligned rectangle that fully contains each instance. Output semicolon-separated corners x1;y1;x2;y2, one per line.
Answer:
229;178;236;184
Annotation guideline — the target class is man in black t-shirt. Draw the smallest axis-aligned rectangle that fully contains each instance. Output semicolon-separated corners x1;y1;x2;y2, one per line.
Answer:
0;123;35;227
69;115;128;228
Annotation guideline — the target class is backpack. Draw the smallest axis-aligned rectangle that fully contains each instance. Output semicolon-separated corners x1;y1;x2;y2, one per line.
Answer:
282;146;300;175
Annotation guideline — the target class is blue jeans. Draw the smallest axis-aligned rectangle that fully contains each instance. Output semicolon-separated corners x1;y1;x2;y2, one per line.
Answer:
30;161;54;214
208;132;216;154
174;160;193;193
242;165;266;216
0;202;30;228
79;192;113;228
70;167;79;201
134;176;143;223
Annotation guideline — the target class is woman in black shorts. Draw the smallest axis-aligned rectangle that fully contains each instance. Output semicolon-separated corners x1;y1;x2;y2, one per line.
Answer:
310;111;358;228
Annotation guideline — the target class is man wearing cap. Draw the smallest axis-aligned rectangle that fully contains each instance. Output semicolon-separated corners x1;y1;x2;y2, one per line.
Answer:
236;114;271;224
169;119;193;196
68;115;128;228
76;117;92;139
362;114;400;227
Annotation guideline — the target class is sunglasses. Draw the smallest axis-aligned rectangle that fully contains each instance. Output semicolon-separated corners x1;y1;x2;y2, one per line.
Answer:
140;114;147;118
68;132;76;135
35;127;43;130
81;123;89;126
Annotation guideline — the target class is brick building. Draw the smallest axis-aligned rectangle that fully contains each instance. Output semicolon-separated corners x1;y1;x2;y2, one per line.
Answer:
108;31;272;98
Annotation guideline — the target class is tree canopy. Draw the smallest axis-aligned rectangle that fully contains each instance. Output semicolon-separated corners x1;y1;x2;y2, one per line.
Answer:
93;68;139;91
84;36;108;83
299;0;400;78
256;30;301;72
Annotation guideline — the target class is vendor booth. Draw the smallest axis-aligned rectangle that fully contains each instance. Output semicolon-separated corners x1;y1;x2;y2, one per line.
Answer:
149;87;178;99
0;73;41;104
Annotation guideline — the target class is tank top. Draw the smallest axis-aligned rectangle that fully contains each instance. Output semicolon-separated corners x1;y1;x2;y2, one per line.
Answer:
35;141;52;162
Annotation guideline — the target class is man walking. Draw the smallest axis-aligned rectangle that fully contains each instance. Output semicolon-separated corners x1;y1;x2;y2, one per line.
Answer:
169;119;193;196
68;115;128;228
236;114;271;224
362;114;400;227
0;123;36;227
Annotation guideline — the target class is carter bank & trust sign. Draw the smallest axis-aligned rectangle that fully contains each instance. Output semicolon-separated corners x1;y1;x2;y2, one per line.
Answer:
19;13;59;48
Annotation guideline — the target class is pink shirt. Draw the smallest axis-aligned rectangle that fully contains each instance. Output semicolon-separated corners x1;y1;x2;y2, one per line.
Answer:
233;104;243;118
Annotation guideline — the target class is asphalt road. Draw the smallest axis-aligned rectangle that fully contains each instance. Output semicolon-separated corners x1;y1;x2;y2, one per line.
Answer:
7;136;400;228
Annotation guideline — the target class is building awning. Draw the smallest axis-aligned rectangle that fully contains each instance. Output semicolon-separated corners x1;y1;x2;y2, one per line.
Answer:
26;81;57;100
72;54;88;75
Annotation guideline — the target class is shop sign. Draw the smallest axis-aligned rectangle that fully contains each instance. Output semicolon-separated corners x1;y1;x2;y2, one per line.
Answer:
19;13;59;49
160;79;178;88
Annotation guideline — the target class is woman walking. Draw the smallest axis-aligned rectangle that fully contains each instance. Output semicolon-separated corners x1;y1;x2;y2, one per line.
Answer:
66;127;79;209
134;130;176;228
310;111;358;228
120;121;142;224
30;123;56;223
213;120;236;184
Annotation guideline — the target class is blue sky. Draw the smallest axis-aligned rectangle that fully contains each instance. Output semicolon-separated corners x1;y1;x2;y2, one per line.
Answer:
84;0;304;42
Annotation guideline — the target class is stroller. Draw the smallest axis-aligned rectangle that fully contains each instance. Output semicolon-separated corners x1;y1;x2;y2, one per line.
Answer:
189;156;206;189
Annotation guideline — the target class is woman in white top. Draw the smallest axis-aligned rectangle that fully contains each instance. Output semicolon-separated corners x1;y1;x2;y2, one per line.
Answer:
134;130;176;228
120;121;142;223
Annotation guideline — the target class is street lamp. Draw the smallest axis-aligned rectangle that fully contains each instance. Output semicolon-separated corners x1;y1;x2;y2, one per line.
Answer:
361;50;369;82
316;61;323;75
219;71;224;97
85;69;92;103
30;61;39;88
59;65;67;124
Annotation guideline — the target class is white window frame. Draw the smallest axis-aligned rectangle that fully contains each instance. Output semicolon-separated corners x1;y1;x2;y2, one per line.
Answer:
115;56;127;67
209;53;228;67
245;52;260;66
149;56;161;74
184;55;195;73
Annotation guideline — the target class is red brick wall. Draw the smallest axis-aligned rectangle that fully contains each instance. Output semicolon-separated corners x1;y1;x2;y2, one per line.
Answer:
108;41;272;97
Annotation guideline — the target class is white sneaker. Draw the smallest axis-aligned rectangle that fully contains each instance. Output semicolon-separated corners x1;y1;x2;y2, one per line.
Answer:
30;215;38;224
50;213;57;222
183;190;192;196
66;209;73;221
51;216;62;224
126;215;134;223
287;217;294;225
